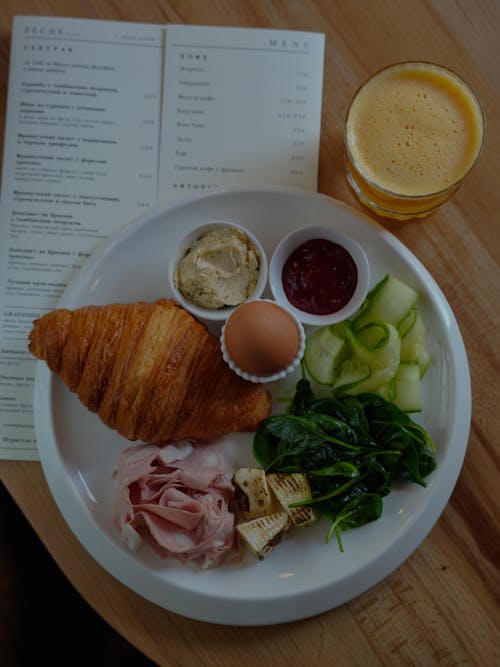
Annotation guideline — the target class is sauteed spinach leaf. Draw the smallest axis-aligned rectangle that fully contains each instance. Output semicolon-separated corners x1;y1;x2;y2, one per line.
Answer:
253;379;436;551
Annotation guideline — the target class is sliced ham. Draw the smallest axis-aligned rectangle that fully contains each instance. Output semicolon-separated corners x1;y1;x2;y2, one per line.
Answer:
114;441;238;569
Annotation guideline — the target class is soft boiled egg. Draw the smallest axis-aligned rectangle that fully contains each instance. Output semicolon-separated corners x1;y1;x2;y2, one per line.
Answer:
221;299;304;381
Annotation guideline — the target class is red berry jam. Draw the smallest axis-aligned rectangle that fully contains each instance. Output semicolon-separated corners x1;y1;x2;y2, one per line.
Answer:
282;238;358;315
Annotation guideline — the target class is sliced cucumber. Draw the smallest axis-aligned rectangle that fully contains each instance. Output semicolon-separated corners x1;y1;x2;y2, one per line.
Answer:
333;322;399;395
398;308;417;338
399;309;431;377
332;357;372;393
377;377;397;402
303;275;431;410
344;322;401;380
353;275;418;331
333;360;395;395
355;321;390;350
393;362;422;412
304;325;348;385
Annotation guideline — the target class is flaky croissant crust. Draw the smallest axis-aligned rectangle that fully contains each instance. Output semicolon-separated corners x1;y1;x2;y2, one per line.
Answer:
29;299;271;442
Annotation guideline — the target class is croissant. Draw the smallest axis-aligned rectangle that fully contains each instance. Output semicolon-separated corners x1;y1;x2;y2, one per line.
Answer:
28;299;272;442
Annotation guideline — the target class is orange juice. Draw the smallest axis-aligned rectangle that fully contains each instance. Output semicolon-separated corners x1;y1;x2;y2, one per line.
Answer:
345;62;484;219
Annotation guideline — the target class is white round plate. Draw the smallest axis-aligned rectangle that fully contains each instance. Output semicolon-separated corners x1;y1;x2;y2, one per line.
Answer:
34;185;470;626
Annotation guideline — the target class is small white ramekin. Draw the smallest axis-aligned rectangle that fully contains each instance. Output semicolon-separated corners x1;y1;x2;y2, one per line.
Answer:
220;299;305;384
168;221;268;322
268;225;370;326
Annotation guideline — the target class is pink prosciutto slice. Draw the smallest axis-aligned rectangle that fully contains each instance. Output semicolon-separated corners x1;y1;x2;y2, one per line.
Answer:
114;441;238;569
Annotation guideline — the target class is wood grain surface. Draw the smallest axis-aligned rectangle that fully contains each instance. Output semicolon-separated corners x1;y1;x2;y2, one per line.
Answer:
1;1;499;666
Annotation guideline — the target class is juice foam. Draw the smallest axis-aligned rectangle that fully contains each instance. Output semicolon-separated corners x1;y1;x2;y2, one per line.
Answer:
346;63;484;197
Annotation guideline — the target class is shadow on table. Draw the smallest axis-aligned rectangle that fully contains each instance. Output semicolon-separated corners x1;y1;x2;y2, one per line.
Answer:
0;482;156;666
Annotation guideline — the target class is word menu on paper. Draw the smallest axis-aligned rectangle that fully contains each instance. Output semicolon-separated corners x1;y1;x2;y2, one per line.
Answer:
159;25;324;201
0;16;324;460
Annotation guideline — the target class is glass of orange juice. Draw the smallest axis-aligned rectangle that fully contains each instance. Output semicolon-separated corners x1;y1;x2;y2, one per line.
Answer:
344;62;484;220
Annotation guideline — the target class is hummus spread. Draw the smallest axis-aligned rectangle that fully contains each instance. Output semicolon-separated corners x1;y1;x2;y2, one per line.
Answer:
175;227;261;309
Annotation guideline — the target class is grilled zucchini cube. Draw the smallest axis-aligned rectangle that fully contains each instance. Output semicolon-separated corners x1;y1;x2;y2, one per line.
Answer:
267;473;317;526
233;468;274;521
236;512;290;560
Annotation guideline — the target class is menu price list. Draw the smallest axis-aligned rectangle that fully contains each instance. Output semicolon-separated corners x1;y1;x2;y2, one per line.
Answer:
159;25;324;200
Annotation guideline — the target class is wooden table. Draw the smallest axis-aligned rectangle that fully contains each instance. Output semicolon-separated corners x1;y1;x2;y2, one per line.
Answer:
1;1;499;665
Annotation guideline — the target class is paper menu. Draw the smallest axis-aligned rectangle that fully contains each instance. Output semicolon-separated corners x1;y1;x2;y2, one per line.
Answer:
0;16;165;460
159;25;324;201
0;16;324;460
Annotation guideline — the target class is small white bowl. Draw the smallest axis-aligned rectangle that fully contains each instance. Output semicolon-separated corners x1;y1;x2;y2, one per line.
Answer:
220;299;305;383
268;225;370;326
168;221;268;322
